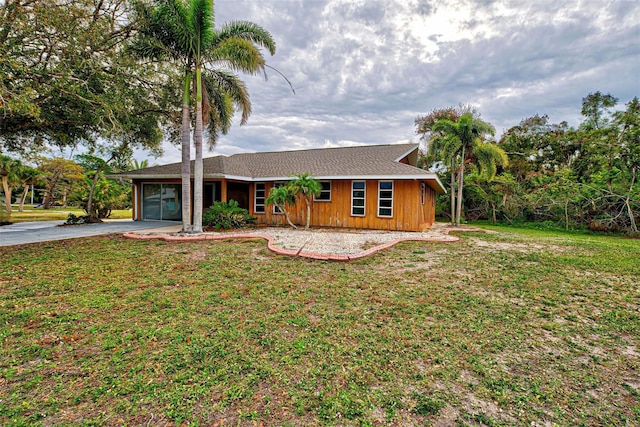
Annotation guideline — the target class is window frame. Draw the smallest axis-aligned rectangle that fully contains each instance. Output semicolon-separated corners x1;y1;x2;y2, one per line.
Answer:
377;180;394;218
272;181;285;214
351;180;366;217
314;180;332;201
254;182;266;214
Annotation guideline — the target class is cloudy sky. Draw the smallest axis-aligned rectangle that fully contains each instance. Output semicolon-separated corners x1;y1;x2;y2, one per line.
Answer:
150;0;640;165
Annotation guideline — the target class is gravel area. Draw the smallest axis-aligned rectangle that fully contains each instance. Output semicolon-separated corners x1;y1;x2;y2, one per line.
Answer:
235;225;458;254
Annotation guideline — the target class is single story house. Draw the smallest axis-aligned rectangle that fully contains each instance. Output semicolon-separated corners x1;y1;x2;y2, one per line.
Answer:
118;143;446;231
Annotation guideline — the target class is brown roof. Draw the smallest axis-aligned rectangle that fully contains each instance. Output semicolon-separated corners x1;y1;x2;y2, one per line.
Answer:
120;143;445;192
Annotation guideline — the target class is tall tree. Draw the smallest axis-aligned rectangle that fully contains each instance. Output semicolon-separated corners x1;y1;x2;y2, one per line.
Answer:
0;1;166;160
37;158;84;209
136;0;276;233
432;113;507;226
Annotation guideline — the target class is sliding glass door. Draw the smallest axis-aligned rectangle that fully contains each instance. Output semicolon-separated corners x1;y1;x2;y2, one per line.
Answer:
142;183;182;221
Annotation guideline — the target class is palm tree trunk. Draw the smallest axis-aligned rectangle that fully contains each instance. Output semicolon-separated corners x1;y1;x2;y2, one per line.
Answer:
282;205;297;229
181;71;192;233
450;158;455;225
192;67;204;233
1;177;12;214
19;185;29;212
456;146;465;226
305;197;311;230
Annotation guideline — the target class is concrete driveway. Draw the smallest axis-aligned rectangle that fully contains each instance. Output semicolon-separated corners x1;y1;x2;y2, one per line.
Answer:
0;220;179;247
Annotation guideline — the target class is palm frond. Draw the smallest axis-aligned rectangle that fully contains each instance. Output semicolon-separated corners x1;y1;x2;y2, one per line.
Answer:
150;0;196;59
214;20;276;55
203;69;251;125
472;141;509;181
207;37;265;75
189;0;214;56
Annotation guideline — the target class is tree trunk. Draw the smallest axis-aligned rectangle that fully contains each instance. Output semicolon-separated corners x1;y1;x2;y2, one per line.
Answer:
450;158;456;225
43;185;52;209
192;67;204;233
180;71;192;233
565;199;569;231
305;197;311;230
86;167;103;222
19;185;29;212
626;165;638;233
456;146;465;226
284;207;297;229
1;177;12;214
491;201;496;224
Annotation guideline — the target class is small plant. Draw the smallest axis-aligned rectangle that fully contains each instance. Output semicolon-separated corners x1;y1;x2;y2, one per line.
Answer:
411;392;446;416
64;213;91;225
202;200;256;230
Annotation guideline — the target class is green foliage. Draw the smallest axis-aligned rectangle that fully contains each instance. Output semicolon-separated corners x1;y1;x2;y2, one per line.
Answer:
287;173;322;230
425;93;639;233
0;0;167;156
202;200;256;230
64;213;92;225
265;185;297;229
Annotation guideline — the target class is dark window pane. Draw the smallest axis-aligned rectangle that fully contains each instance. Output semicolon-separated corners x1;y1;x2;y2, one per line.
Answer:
353;207;365;215
380;190;393;199
379;181;393;190
380;200;392;208
379;208;392;216
353;181;365;189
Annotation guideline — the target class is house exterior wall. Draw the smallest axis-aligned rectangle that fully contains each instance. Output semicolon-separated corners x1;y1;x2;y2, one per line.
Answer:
253;179;436;231
132;178;437;231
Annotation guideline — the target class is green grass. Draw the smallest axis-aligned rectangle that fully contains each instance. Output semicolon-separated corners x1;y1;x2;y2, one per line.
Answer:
0;227;638;426
6;205;132;222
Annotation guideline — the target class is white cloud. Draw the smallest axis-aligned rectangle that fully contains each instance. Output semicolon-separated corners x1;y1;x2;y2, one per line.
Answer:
143;0;640;164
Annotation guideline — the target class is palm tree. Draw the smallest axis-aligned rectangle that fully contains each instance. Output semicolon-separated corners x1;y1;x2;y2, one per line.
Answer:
287;173;321;230
137;0;275;233
129;159;150;170
17;166;41;212
266;185;297;229
432;113;507;226
0;154;21;214
191;16;275;233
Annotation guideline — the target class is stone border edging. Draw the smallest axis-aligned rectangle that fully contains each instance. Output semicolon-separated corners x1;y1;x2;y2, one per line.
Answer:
123;226;477;261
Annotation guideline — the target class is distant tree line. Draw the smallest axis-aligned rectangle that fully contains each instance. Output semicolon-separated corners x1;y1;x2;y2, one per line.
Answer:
416;92;639;234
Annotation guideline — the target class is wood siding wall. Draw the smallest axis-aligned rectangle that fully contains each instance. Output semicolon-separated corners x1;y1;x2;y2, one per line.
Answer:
133;178;437;231
253;179;436;231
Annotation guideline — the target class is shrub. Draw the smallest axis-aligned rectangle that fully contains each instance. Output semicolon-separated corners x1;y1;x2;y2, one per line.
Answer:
64;213;92;225
202;200;256;230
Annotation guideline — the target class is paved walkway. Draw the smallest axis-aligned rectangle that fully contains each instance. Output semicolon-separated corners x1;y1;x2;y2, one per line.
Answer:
0;220;178;247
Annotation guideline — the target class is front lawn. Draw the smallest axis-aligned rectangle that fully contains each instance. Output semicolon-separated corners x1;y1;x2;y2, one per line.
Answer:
0;227;638;426
5;206;132;223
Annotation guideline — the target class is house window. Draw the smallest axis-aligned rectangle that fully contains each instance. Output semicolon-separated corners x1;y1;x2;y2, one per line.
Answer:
254;183;265;213
314;181;331;201
378;181;393;217
272;182;285;214
351;181;366;216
